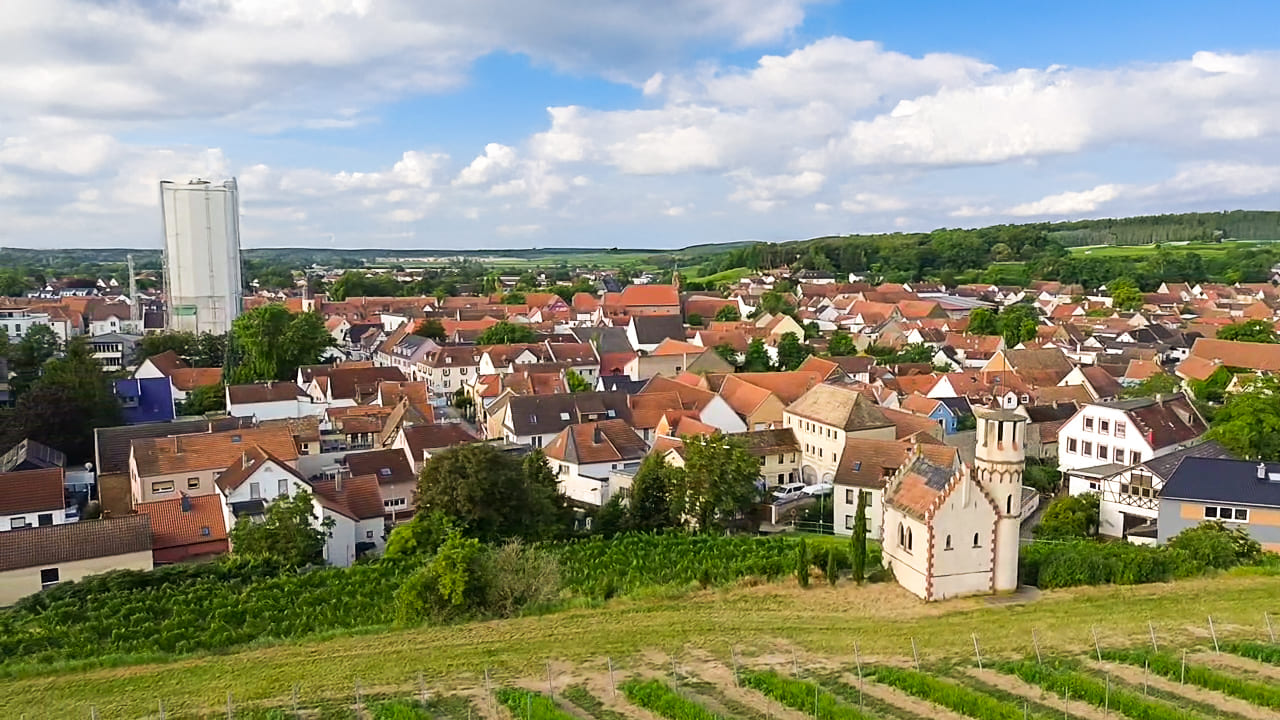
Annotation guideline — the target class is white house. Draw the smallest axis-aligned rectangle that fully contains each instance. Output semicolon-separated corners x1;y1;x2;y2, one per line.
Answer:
1059;394;1207;477
0;308;51;340
0;468;70;532
783;384;896;485
543;419;648;506
881;404;1026;602
832;437;955;542
226;382;328;422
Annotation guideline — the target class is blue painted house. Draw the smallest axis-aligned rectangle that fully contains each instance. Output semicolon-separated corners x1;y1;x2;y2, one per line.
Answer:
114;377;176;425
901;393;973;435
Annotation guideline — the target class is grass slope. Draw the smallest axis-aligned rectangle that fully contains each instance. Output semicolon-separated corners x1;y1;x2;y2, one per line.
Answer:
5;574;1277;719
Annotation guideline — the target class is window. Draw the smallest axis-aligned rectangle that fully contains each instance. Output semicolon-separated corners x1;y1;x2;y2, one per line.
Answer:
1097;444;1108;459
845;489;855;504
40;568;59;588
844;515;854;530
1099;419;1110;435
1006;494;1013;514
897;523;905;547
944;534;952;550
1067;438;1078;453
187;477;200;489
907;528;913;551
366;530;375;539
1113;447;1124;462
818;448;823;458
1204;506;1249;523
200;527;211;536
972;532;981;547
152;480;174;495
1083;416;1094;431
1089;481;1100;491
249;482;261;499
1115;421;1126;439
9;517;27;530
1122;470;1154;498
1081;441;1092;456
278;479;289;497
443;368;450;376
1130;451;1142;465
37;513;52;526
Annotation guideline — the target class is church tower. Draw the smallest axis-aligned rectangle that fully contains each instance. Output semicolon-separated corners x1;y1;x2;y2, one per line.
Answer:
973;400;1028;593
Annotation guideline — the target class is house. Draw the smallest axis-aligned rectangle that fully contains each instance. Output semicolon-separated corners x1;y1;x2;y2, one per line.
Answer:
630;338;733;380
1158;457;1280;552
1062;394;1209;506
981;347;1074;389
134;493;229;564
880;406;1026;602
311;474;387;566
898;393;970;435
544;419;649;506
0;438;66;473
611;283;681;316
226;382;325;421
490;391;633;449
1074;441;1237;542
129;425;300;504
626;314;687;353
113;378;176;424
0;515;153;606
213;445;313;533
393;423;479;472
1057;365;1125;401
726;428;801;488
783;383;897;485
833;435;956;542
416;346;482;396
345;448;417;521
133;350;222;408
307;365;407;407
88;332;140;372
629;377;747;440
0;468;69;531
1176;338;1280;382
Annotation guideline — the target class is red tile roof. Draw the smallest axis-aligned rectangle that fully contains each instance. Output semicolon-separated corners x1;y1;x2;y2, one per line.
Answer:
0;468;64;515
312;475;384;520
134;494;228;550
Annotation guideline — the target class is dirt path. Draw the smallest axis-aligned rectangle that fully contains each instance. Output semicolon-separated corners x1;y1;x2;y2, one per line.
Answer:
1087;659;1273;720
956;667;1110;720
1190;651;1280;682
577;665;667;720
839;673;971;720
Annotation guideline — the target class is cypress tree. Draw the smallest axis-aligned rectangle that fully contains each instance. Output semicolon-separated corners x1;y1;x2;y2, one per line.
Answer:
851;490;868;584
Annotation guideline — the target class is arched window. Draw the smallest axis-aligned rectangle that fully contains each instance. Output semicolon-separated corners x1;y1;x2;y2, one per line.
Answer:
944;534;952;550
907;528;914;551
898;523;905;547
1006;494;1013;514
973;532;981;547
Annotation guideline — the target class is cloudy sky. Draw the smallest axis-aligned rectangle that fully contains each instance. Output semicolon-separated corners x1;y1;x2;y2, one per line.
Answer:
3;0;1280;249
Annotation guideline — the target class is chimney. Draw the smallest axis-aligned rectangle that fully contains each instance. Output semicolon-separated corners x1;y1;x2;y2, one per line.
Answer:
1259;463;1268;481
593;425;604;444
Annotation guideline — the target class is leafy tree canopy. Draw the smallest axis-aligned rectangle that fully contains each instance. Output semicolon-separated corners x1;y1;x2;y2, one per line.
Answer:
6;337;122;463
774;331;811;371
229;305;334;383
668;432;761;532
1207;374;1280;460
415;444;567;543
475;321;537;345
714;305;741;322
1034;493;1100;540
229;490;331;567
1218;319;1278;344
741;338;771;372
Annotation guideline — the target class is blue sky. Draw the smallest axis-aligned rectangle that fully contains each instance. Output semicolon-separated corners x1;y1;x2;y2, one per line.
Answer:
1;0;1279;249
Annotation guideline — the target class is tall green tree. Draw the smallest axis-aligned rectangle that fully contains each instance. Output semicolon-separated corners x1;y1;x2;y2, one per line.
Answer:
229;305;333;383
1034;493;1101;540
774;331;811;371
712;343;740;368
229;490;331;567
1218;319;1278;344
415;444;566;542
475;321;537;345
966;307;1000;336
742;338;771;372
10;324;60;396
850;489;868;584
414;318;447;341
134;331;198;364
828;328;855;356
1120;372;1181;399
565;369;592;392
1208;375;1280;460
669;432;761;532
13;337;122;463
714;305;741;322
627;453;675;531
179;383;225;415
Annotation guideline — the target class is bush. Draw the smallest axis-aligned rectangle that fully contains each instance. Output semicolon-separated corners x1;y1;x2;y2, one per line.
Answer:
1033;493;1099;540
1166;521;1264;569
481;540;562;617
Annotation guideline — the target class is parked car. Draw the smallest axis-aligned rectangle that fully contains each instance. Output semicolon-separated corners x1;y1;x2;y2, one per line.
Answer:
771;482;807;503
802;482;833;497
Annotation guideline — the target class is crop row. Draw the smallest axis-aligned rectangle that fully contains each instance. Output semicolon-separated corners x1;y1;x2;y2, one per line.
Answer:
620;678;724;720
1221;641;1280;665
1101;649;1280;710
998;660;1199;720
549;533;805;595
869;666;1045;720
739;669;875;720
495;688;578;720
561;685;629;720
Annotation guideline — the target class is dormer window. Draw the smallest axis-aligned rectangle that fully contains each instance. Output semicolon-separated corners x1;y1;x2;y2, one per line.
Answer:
231;435;242;443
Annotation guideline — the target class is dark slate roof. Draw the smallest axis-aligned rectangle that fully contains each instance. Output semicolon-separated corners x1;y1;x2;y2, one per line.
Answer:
345;448;416;487
938;396;973;418
1024;402;1080;423
0;515;152;572
727;428;800;455
0;439;66;473
1161;457;1280;508
630;314;687;345
596;376;647;394
1143;441;1237;480
507;391;633;436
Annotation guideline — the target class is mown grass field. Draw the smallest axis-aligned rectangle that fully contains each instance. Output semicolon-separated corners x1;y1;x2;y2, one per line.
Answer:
6;573;1278;719
1066;239;1278;258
